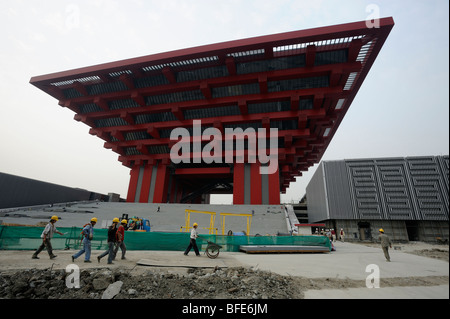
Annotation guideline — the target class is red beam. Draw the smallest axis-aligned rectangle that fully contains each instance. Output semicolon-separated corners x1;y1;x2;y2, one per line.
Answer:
92;109;326;135
56;63;358;111
175;167;231;175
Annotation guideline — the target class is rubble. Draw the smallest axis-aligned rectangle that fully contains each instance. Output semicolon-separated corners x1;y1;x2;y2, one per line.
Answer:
0;266;305;299
1;263;447;299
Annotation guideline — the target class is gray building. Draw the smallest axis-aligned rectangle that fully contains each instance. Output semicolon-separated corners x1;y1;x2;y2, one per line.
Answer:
0;172;108;209
306;155;449;242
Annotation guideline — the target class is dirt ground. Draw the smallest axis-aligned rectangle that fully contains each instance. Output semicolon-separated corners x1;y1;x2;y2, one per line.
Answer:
0;241;448;299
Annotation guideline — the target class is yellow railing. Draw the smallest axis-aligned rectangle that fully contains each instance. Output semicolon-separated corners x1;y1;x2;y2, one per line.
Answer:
180;209;252;236
180;209;217;235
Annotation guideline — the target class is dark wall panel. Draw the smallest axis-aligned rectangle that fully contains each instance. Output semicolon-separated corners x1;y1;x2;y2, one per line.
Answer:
0;173;95;209
307;155;449;222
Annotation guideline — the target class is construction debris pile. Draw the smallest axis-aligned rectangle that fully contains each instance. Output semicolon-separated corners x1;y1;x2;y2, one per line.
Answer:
0;266;305;299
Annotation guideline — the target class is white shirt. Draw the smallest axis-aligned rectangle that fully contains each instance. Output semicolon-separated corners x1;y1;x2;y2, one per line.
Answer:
190;228;198;239
41;222;56;239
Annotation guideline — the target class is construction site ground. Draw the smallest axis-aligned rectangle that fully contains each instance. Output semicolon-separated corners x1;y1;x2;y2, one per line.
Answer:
0;240;448;300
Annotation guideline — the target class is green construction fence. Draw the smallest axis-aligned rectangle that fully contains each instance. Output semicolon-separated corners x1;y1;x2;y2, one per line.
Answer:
0;225;331;252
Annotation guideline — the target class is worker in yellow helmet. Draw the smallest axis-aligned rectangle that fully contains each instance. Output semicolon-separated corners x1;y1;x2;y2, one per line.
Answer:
184;222;201;257
378;228;392;262
72;217;97;263
98;218;119;264
32;215;64;260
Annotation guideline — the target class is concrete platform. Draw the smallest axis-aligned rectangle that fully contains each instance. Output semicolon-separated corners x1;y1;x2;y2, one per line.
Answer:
239;245;330;253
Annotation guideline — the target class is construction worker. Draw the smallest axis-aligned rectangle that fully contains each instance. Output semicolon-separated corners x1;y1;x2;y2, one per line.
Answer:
32;215;64;259
340;228;345;242
331;229;336;242
378;228;392;262
72;217;97;263
113;219;127;260
184;222;201;257
98;218;119;264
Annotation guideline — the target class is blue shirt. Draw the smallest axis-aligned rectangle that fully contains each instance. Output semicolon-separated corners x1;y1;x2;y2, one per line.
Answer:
82;224;93;240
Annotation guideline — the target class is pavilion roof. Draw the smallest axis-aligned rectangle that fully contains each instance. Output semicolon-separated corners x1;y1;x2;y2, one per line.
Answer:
30;18;394;192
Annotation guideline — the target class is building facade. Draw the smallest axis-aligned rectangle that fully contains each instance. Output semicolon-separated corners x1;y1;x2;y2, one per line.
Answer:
30;18;394;205
306;156;449;242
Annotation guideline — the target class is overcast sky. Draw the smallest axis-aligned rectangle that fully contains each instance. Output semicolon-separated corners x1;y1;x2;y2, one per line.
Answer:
0;0;448;204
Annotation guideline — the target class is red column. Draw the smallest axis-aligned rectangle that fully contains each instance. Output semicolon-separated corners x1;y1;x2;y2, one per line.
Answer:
251;162;262;204
152;162;169;203
126;166;140;202
139;164;153;203
233;163;245;204
268;167;280;205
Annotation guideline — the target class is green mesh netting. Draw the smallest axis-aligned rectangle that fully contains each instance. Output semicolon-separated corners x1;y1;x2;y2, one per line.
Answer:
0;225;331;252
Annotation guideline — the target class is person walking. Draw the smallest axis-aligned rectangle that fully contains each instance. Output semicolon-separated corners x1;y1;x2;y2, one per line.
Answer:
325;229;331;241
378;228;392;262
184;222;200;256
340;228;345;242
32;215;64;259
113;219;127;260
72;217;97;263
331;229;336;242
98;218;119;264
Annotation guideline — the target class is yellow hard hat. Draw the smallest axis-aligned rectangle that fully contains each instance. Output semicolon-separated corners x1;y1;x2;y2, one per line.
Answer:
51;215;58;221
121;219;127;224
193;223;198;227
113;218;120;223
379;228;384;233
91;217;98;223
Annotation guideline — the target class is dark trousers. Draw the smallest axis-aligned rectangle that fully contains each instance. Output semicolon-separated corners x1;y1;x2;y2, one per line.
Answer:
184;239;200;256
99;242;116;264
382;246;391;261
113;241;126;259
33;238;54;257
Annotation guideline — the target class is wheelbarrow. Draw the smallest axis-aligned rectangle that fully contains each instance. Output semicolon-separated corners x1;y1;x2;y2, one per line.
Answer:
205;240;222;259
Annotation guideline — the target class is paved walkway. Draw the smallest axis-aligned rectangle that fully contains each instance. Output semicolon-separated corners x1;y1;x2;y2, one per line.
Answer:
231;241;449;279
230;241;449;299
0;241;448;299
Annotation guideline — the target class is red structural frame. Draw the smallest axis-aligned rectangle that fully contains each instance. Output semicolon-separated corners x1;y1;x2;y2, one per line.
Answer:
30;18;394;204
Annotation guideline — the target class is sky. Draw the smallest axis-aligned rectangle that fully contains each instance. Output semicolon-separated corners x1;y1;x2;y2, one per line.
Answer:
0;0;448;204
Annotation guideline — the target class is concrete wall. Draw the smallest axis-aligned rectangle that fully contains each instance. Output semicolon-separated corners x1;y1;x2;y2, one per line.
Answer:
0;202;288;236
